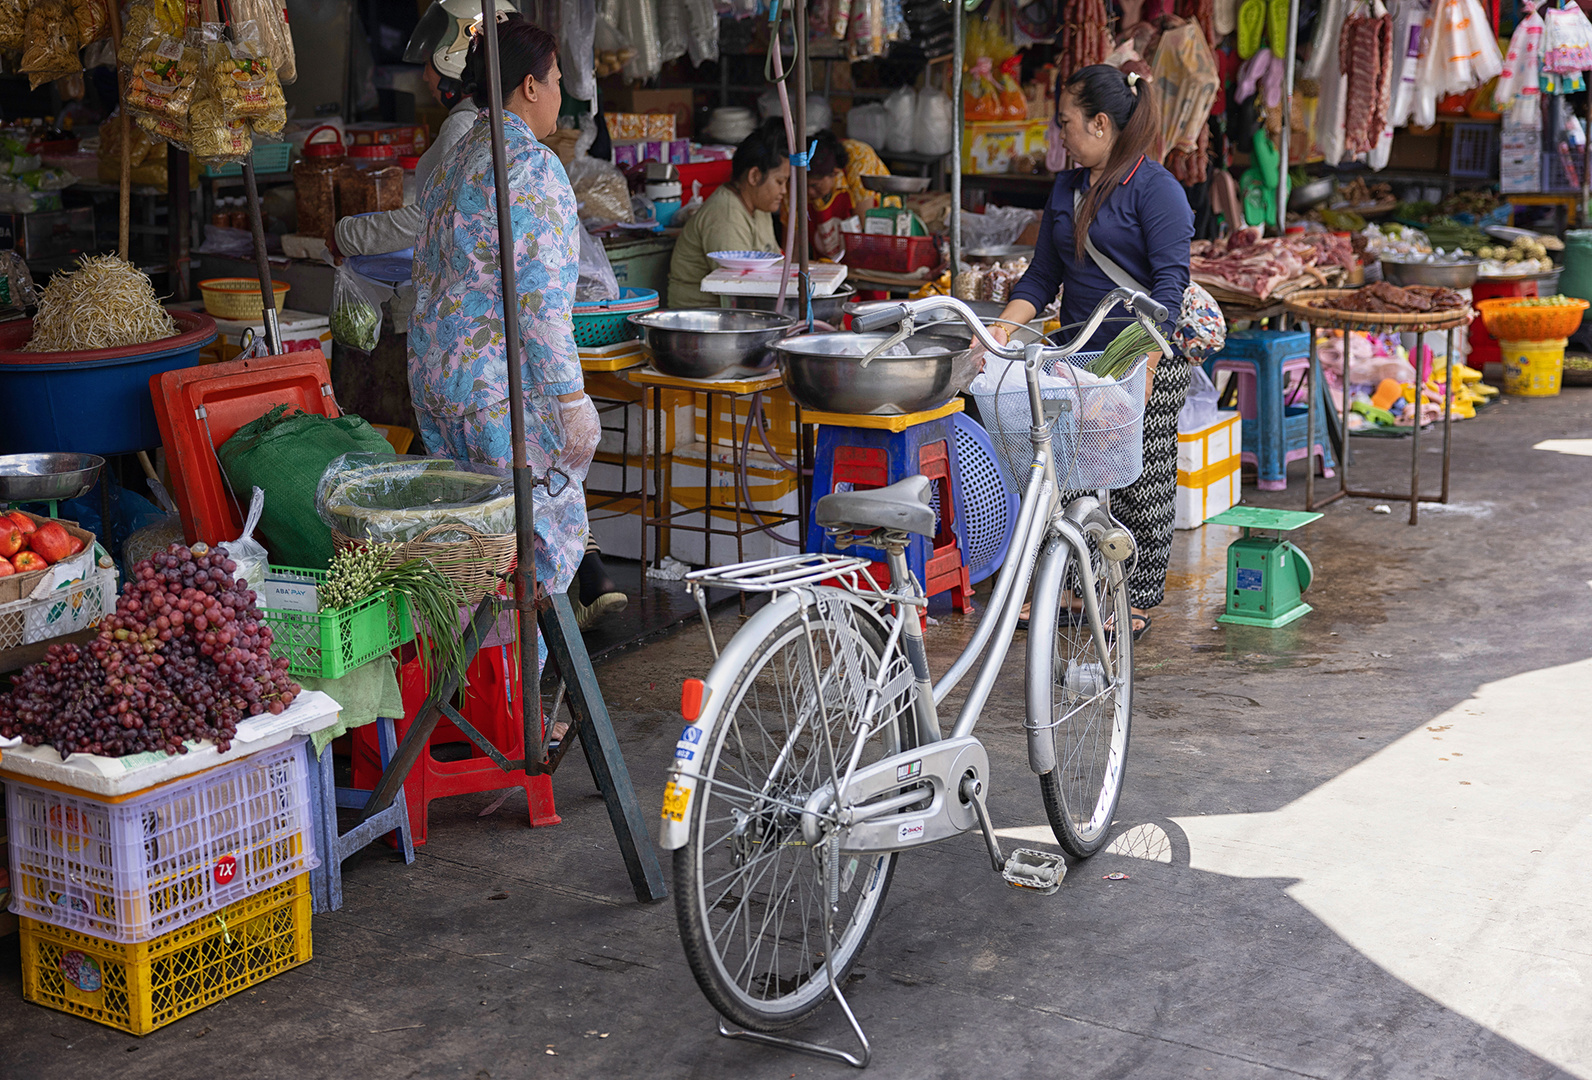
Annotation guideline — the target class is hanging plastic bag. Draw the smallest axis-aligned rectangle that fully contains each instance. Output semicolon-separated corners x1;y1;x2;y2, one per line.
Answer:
577;222;620;302
657;0;687;64
330;262;392;352
0;0;25;52
1177;364;1223;433
683;0;718;67
614;0;661;82
0;249;39;309
226;487;271;592
963;57;1003;121
560;0;597;104
71;0;108;48
884;85;917;152
202;22;285;126
127;33;202;132
592;7;635;77
913;88;955;156
20;0;82;90
567;154;634;226
230;0;296;84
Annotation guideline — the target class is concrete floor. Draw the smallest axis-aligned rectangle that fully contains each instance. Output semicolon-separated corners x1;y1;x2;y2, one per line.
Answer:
4;390;1591;1079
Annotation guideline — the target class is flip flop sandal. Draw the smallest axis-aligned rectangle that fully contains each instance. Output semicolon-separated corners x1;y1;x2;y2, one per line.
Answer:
1237;0;1265;59
1132;615;1152;642
1259;52;1286;110
1236;47;1271;104
1267;0;1290;57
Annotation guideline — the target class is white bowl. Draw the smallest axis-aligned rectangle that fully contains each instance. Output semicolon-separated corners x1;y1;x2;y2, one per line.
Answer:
709;250;785;272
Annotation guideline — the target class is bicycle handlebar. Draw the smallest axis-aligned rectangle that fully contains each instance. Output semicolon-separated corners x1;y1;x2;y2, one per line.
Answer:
848;287;1173;365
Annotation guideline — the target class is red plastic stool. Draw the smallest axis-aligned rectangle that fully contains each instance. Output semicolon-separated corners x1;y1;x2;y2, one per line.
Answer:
352;644;559;846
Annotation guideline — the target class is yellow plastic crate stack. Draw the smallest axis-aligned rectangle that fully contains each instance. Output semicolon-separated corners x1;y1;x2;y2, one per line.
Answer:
20;875;311;1036
1174;412;1243;530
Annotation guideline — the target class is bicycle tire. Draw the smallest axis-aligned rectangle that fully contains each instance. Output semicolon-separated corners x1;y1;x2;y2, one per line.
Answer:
1028;532;1133;858
674;594;912;1032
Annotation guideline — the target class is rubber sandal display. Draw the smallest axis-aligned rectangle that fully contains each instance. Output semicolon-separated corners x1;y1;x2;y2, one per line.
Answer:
1267;0;1290;56
1237;0;1265;58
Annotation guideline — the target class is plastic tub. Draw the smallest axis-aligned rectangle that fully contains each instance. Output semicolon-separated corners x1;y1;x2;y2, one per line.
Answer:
0;311;218;455
1498;338;1565;396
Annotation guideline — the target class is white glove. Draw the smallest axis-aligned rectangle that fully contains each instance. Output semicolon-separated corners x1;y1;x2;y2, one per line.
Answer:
556;393;600;483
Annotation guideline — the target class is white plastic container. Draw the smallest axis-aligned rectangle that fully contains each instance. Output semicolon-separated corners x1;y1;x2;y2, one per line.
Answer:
4;739;320;943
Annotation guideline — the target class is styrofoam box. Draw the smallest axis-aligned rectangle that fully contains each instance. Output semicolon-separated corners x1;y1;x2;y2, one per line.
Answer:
1175;462;1242;530
0;565;118;651
209;308;332;360
1176;412;1241;474
5;739;320;943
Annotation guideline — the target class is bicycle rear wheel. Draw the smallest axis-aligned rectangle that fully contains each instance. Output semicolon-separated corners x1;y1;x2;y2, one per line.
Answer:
1029;532;1133;857
675;594;912;1032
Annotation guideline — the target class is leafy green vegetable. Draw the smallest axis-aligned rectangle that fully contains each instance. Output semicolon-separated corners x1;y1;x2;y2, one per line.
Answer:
322;543;467;678
331;298;380;351
1089;322;1157;380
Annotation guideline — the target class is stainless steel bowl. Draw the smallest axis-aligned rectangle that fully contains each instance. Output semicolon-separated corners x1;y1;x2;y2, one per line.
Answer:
0;452;105;503
629;309;798;379
1380;258;1480;289
774;326;978;415
861;174;931;194
964;244;1035;262
741;285;857;325
1288;176;1335;211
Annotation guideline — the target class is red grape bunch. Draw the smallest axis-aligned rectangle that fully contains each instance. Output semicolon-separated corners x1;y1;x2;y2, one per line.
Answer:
0;543;300;759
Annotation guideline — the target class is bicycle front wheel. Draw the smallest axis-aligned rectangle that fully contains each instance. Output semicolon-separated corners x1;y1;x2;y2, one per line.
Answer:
1028;532;1133;857
675;594;912;1032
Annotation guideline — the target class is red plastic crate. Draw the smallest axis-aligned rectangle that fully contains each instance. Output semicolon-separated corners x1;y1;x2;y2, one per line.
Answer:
677;159;732;202
843;232;940;275
150;351;339;545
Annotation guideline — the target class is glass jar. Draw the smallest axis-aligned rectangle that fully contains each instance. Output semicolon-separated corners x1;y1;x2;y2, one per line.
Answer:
293;128;344;243
398;154;421;207
336;144;404;220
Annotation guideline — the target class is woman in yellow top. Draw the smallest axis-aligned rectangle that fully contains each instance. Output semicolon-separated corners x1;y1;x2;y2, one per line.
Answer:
667;121;789;309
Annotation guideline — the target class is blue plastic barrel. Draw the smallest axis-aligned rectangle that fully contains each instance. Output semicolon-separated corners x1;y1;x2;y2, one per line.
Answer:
0;310;218;456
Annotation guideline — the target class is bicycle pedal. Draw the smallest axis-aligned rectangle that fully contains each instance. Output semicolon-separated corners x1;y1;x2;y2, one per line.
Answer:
1098;528;1134;563
1001;848;1067;894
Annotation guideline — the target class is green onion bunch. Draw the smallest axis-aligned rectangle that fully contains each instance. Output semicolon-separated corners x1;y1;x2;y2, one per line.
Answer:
322;543;467;677
1089;322;1158;380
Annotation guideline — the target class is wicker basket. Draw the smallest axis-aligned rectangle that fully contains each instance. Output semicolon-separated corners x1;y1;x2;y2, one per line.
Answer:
330;523;516;604
199;278;290;319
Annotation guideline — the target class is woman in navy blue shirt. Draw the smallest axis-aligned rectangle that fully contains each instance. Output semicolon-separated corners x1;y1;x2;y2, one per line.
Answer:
989;65;1194;640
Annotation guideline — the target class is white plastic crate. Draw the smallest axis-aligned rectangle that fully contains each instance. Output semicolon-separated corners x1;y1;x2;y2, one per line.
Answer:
4;738;318;943
0;565;118;651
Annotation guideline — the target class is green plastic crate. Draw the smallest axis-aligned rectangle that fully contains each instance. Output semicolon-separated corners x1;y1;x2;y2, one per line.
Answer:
201;141;294;178
259;566;413;680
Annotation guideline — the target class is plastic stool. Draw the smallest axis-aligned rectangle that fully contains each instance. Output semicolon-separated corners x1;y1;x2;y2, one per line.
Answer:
351;645;560;847
306;717;415;914
807;414;973;609
1207;330;1335;491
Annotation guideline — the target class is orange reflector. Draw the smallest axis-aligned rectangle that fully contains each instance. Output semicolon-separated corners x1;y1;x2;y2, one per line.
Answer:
681;679;706;721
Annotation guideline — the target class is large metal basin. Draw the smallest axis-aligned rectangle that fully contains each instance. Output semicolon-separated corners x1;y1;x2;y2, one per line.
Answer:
629;309;797;379
741;284;856;325
0;452;105;503
774;325;979;415
1380;258;1480;289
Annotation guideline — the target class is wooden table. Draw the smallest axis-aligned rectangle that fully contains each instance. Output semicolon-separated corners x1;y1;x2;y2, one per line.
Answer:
1285;298;1473;525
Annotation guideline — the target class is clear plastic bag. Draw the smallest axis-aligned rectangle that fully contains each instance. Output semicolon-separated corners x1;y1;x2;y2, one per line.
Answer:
225;486;270;592
330;262;391;352
884;85;917;152
577;222;619;301
1178;363;1222;433
567;154;634;226
0;0;25;53
316;453;517;544
913;88;955;156
230;0;296;84
592;9;635;78
126;33;202;127
846;103;889;149
0;249;39;309
657;0;687;64
20;0;83;90
614;0;661;81
683;0;718;67
560;0;597;104
71;0;109;48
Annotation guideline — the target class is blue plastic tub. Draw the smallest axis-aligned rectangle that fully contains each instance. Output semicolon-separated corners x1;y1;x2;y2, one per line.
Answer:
0;310;218;456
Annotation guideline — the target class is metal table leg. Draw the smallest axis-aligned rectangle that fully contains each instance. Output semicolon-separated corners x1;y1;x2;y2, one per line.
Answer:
1409;330;1423;525
1441;327;1454;503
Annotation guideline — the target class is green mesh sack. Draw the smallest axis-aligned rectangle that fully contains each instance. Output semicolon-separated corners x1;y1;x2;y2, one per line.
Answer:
218;404;394;570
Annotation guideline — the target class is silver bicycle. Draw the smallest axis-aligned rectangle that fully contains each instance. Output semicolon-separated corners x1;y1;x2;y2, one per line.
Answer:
658;288;1171;1066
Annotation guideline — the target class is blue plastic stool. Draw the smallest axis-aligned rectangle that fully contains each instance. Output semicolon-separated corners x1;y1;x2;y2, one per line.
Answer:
1206;330;1336;491
305;716;415;914
807;413;973;610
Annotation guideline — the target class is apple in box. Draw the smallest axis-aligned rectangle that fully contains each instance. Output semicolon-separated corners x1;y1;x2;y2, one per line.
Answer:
7;511;36;535
11;551;47;572
0;557;13;577
28;521;74;564
0;511;98;603
0;523;21;559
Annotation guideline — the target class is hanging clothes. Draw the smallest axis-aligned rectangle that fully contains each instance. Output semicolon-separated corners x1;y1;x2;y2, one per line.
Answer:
1496;1;1545;131
1153;22;1221;168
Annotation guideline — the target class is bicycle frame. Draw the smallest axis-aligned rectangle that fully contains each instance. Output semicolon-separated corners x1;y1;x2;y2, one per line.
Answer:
660;289;1166;855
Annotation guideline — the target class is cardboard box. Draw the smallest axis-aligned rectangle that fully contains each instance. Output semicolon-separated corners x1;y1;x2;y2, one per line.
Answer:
612;138;690;168
0;513;99;605
605;112;677;143
1385;129;1444;172
604;88;695;137
344;122;430;156
962;120;1050;175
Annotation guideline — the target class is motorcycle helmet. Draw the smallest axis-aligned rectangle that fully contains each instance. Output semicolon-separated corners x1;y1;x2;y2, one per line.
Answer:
405;0;522;105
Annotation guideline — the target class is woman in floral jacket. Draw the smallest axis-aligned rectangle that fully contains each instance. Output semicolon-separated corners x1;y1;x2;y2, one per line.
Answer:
408;15;601;663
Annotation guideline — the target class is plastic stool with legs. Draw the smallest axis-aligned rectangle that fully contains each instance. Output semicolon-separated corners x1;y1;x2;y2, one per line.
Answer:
306;716;416;913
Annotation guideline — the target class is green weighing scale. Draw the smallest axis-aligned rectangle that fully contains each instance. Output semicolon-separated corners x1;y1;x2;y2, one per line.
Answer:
1205;506;1322;629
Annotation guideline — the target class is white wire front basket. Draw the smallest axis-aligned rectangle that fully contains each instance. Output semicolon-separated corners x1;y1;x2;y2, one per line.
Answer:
970;348;1148;493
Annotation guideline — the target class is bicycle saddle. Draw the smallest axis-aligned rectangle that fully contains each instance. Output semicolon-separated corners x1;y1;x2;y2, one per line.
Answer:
815;474;936;538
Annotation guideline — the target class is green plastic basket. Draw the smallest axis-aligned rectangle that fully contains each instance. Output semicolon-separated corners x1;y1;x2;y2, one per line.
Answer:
259;566;413;680
201;141;294;178
572;288;657;347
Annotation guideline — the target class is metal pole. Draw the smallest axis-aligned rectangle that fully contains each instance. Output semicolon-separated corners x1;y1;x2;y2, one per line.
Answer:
241;161;282;353
1278;0;1298;233
480;0;543;763
106;0;130;259
950;6;964;271
794;0;810;328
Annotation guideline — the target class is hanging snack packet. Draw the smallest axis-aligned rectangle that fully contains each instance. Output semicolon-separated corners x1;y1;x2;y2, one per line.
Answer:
0;0;28;52
20;0;83;90
204;22;281;123
230;0;296;83
127;34;202;129
72;0;109;47
189;78;252;163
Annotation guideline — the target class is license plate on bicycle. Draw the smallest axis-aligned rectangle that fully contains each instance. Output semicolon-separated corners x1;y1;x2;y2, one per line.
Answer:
661;782;691;822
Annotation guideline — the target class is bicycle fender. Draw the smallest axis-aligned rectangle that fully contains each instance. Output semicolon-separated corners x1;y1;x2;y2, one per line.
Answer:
658;588;888;851
1024;528;1075;776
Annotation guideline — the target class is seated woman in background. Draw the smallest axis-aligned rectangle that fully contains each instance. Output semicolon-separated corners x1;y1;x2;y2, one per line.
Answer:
667;120;789;308
837;132;890;213
803;130;855;261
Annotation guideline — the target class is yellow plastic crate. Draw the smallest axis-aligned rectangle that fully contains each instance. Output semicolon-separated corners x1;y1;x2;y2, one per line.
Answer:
19;874;311;1035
